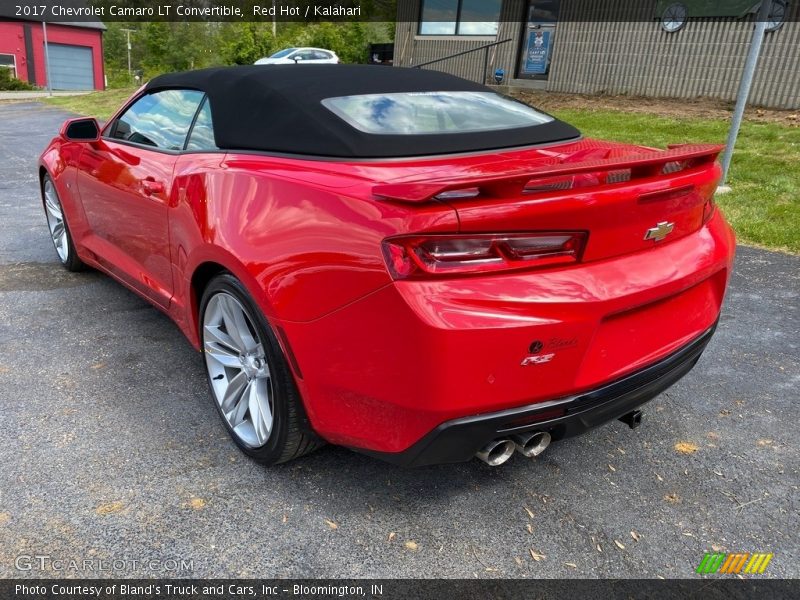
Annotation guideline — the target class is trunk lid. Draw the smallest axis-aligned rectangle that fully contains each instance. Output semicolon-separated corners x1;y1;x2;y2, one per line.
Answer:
371;139;723;263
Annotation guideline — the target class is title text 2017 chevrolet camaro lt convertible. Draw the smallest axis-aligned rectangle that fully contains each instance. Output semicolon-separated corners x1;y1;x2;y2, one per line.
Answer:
39;65;735;467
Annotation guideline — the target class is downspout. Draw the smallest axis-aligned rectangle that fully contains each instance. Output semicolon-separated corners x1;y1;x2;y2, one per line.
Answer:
42;21;52;96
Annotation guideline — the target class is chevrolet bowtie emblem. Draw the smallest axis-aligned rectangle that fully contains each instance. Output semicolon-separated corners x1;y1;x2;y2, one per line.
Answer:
644;221;675;242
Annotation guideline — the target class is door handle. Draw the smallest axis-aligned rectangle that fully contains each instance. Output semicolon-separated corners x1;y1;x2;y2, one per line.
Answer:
141;178;165;196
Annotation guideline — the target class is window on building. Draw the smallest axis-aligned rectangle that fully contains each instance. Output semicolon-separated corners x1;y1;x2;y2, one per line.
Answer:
419;0;501;36
0;54;16;77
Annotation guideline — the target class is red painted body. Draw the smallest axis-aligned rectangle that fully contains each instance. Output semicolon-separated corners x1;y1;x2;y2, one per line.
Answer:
0;20;104;89
40;95;736;456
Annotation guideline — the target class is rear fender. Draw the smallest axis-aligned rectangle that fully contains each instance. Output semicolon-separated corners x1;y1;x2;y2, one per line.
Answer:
179;245;278;350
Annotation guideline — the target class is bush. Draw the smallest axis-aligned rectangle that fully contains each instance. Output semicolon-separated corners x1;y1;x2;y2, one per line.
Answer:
105;68;135;89
0;68;38;91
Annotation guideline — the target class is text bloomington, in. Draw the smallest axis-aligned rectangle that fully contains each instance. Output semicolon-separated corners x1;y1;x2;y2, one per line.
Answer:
15;584;380;597
32;3;362;18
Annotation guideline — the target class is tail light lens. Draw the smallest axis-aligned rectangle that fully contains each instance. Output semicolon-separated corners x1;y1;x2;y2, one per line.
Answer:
382;232;587;279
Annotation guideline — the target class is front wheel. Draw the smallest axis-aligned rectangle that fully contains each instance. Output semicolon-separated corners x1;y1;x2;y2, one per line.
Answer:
200;273;321;464
42;175;84;272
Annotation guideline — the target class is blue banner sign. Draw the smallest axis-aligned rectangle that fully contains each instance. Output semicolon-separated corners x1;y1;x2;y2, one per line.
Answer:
524;30;551;75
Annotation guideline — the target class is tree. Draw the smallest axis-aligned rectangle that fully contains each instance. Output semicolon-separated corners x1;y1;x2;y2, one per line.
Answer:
218;22;274;65
140;22;211;74
102;17;398;85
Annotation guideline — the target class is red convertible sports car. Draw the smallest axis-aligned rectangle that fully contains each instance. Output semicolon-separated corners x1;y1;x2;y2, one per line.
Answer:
39;65;735;467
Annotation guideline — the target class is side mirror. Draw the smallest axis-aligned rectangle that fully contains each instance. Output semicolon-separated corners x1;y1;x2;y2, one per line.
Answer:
293;56;302;63
61;117;101;142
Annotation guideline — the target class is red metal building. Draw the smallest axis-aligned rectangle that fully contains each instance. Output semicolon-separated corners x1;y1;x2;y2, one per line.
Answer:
0;19;105;90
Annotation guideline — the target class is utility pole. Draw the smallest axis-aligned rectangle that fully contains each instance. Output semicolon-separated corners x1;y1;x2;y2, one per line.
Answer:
272;0;277;36
120;28;136;83
720;0;772;187
42;21;52;96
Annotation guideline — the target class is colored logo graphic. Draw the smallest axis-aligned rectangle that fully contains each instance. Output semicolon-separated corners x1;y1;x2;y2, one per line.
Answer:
696;552;774;574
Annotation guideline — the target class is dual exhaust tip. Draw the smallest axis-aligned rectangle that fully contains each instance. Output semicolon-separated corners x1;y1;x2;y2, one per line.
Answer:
475;431;552;466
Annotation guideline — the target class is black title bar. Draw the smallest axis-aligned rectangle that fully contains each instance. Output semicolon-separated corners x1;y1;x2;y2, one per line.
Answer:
2;0;799;23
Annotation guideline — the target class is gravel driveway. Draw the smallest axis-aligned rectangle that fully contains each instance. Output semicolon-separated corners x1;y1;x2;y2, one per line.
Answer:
0;102;797;579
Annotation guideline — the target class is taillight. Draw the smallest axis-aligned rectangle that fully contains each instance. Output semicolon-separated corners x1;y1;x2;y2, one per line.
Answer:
382;232;587;279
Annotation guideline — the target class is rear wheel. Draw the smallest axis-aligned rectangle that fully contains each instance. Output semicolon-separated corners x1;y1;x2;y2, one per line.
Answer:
42;175;84;272
200;273;321;464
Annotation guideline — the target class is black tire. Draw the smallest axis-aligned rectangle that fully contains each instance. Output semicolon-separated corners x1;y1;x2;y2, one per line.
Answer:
41;174;85;272
199;273;322;464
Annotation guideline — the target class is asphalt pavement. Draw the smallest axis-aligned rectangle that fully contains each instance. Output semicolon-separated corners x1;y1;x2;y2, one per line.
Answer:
0;102;797;579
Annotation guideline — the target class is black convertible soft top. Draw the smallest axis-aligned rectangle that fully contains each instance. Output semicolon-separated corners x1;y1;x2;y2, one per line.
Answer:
146;65;580;159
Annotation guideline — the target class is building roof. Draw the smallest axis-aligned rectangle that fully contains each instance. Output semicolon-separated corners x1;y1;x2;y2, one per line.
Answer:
54;21;106;30
146;65;579;158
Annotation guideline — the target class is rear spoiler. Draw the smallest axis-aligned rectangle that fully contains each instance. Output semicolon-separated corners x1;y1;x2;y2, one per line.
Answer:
372;144;725;204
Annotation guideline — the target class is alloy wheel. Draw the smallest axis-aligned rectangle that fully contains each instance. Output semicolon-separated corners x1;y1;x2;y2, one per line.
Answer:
203;292;274;448
43;179;69;263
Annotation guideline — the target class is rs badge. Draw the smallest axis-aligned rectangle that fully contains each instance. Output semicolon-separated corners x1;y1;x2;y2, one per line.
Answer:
521;353;555;366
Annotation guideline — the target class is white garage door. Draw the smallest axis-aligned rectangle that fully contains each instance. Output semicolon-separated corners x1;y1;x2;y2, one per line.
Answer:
47;43;94;90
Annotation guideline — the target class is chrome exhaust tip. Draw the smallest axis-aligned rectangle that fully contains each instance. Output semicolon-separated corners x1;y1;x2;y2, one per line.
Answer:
475;439;515;466
512;431;552;458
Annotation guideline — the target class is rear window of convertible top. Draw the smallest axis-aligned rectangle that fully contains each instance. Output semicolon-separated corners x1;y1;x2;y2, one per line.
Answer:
321;91;554;135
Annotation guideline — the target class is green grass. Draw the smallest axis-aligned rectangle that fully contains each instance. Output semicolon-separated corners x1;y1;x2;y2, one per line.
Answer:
552;109;800;254
44;88;137;121
43;91;799;253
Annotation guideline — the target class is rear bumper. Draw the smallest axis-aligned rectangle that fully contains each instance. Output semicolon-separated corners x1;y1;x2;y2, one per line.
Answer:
280;210;735;455
357;322;716;466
